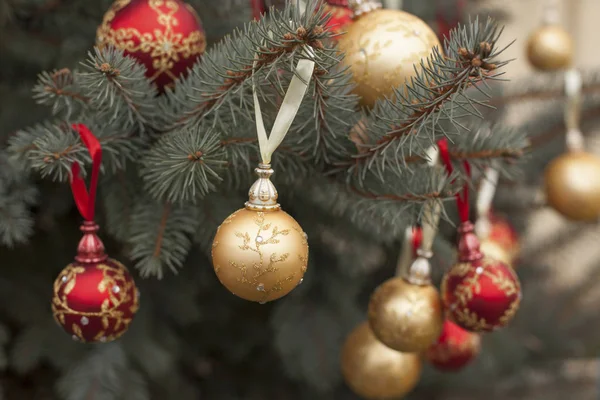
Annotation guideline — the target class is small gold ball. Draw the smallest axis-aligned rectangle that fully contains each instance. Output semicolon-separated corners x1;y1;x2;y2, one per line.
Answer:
338;8;440;107
526;25;573;71
544;151;600;221
211;208;309;302
341;322;422;400
480;240;513;267
368;277;443;352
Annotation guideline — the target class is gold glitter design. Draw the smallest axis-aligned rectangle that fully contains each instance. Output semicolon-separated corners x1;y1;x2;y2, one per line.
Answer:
96;0;206;83
443;257;520;331
52;260;139;343
212;209;309;302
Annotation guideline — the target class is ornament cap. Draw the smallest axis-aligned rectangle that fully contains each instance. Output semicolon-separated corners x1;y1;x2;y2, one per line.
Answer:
348;0;382;18
245;163;281;211
457;221;483;262
405;249;432;285
75;221;108;264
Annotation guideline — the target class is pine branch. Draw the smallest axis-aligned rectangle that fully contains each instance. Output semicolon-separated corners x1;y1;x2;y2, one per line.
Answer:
33;68;88;119
128;200;200;278
332;18;512;182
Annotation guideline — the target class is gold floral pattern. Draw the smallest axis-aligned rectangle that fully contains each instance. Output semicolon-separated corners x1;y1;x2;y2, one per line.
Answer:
442;257;521;332
212;208;309;303
52;260;139;343
96;0;206;84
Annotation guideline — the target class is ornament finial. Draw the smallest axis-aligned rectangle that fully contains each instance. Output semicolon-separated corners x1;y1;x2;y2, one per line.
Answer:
457;221;483;262
348;0;381;17
245;163;281;211
404;249;432;285
75;221;107;264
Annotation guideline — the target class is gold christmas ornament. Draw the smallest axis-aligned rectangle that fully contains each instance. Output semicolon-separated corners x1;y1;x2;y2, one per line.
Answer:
544;151;600;221
368;275;443;352
526;24;573;71
211;164;309;303
480;239;512;267
338;2;440;107
341;321;422;400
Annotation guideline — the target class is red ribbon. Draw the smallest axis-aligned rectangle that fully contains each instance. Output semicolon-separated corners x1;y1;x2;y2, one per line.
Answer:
411;226;423;257
438;138;470;223
70;124;102;222
250;0;265;20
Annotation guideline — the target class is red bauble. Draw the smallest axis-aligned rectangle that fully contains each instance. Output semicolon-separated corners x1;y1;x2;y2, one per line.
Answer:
96;0;206;90
441;221;521;332
488;212;519;261
426;319;481;371
322;0;353;37
52;223;139;343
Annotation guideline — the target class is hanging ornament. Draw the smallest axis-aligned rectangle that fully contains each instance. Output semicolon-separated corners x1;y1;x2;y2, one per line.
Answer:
52;124;139;343
438;139;521;332
426;319;481;371
545;70;600;221
337;0;440;107
475;167;520;267
322;0;354;38
341;321;422;400
96;0;206;90
526;0;572;71
211;45;314;303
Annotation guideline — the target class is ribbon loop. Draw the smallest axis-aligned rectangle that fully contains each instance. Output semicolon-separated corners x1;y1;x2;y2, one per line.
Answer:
252;46;316;164
70;124;102;221
438;138;470;222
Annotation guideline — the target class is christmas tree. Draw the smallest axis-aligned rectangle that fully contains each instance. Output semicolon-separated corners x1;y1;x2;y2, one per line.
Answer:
1;0;599;399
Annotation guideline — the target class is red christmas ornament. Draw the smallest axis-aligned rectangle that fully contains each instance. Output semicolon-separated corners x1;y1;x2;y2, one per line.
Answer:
322;0;353;38
437;138;521;333
426;319;481;371
441;221;521;332
51;124;139;343
96;0;206;90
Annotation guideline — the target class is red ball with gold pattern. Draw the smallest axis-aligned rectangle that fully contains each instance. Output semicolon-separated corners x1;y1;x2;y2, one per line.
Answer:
322;0;354;38
426;319;481;371
52;222;139;343
441;221;521;332
96;0;206;90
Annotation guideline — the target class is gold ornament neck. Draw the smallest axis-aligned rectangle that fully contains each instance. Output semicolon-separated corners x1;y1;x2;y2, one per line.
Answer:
404;249;432;286
245;163;281;211
348;0;382;18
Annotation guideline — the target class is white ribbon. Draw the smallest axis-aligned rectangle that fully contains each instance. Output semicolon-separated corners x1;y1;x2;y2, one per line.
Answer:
252;47;315;164
419;145;442;254
395;226;414;276
564;68;584;151
475;166;499;239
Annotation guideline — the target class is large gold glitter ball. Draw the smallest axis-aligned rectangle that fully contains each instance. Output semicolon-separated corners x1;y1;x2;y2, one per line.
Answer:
480;240;512;267
526;24;573;71
341;321;422;400
337;8;440;107
211;208;309;303
544;151;600;221
368;277;443;352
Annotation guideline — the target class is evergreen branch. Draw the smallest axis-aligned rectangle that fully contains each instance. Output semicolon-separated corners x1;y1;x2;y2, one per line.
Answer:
160;0;336;131
128;200;200;278
335;18;512;182
78;47;159;133
33;68;88;119
142;125;227;203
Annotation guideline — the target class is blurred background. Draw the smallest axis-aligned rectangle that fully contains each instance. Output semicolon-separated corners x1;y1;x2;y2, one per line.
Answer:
2;0;600;399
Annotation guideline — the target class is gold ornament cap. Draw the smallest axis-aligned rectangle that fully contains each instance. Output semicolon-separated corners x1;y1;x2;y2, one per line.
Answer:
245;163;281;211
348;0;382;17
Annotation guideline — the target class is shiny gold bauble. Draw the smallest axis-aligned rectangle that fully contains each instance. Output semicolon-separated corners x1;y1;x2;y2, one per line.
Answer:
211;208;309;302
480;239;512;267
337;8;440;107
368;277;443;352
341;322;422;400
544;151;600;221
526;25;573;71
